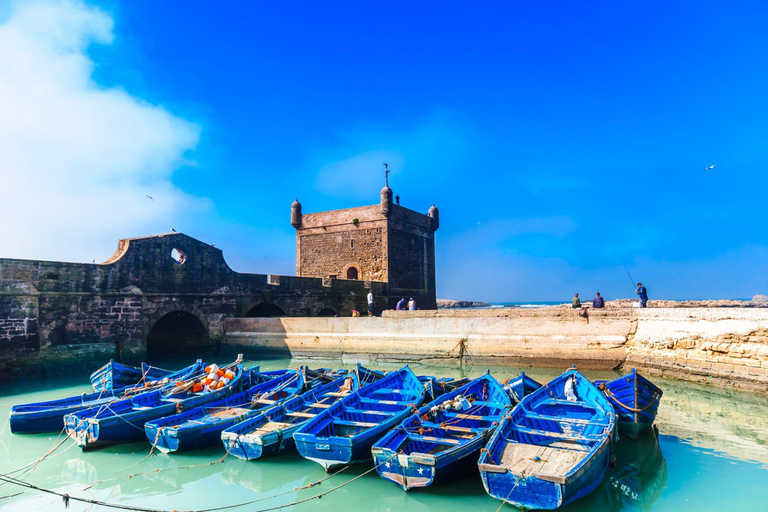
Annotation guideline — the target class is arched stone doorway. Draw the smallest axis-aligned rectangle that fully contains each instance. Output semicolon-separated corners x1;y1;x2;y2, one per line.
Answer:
317;307;337;317
346;267;358;280
147;311;209;357
245;303;286;317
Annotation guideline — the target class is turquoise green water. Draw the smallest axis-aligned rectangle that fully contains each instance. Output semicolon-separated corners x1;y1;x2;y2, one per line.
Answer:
1;357;767;512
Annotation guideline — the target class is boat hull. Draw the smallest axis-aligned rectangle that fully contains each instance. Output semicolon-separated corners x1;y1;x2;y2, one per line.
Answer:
373;439;485;491
596;369;662;439
481;436;612;509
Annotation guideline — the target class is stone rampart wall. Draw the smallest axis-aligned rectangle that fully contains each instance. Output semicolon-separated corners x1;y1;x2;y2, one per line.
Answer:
222;308;768;393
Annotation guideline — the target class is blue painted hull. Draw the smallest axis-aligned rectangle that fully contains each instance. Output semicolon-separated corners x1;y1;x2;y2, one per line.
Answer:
595;369;662;439
294;367;426;471
64;362;242;450
222;374;357;460
10;361;204;434
479;369;616;510
372;374;511;491
508;372;543;403
481;435;612;509
90;361;170;392
145;370;302;453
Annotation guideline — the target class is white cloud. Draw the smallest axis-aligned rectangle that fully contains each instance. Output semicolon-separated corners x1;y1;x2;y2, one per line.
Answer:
0;0;203;262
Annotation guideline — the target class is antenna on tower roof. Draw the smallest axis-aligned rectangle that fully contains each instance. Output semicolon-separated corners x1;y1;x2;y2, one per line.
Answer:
383;162;390;187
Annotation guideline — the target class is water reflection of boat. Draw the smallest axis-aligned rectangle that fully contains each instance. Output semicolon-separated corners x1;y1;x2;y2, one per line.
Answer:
220;456;309;495
61;457;98;485
608;429;668;511
561;428;668;512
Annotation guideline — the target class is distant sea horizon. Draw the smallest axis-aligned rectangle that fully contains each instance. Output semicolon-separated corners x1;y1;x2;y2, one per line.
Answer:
478;298;754;309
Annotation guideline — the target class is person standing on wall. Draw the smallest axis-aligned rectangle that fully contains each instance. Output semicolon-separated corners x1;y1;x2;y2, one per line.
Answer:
367;289;375;317
593;292;605;309
636;283;648;308
572;293;581;309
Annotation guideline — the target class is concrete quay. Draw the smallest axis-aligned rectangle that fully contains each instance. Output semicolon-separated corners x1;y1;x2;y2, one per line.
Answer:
222;307;768;393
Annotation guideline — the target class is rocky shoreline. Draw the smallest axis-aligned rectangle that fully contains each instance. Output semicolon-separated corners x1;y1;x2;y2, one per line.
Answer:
436;299;491;309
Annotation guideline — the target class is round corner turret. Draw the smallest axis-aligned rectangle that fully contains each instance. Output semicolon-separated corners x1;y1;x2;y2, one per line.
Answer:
291;199;302;228
380;186;393;216
428;204;439;231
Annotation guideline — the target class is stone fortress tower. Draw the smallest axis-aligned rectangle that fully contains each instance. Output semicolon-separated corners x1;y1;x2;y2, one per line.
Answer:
291;174;439;310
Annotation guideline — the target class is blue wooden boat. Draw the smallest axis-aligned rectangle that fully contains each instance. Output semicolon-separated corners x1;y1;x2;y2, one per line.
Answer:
294;366;426;471
90;360;172;392
144;369;304;453
595;369;663;439
63;357;246;450
9;360;205;434
504;371;543;404
372;373;511;490
221;373;359;460
478;369;616;510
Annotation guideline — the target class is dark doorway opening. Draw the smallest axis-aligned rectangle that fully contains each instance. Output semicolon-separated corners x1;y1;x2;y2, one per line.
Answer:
317;308;337;317
147;311;209;357
346;267;358;280
245;303;286;317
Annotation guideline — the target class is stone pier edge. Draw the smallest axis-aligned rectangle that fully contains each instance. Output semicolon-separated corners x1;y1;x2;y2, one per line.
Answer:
222;308;768;394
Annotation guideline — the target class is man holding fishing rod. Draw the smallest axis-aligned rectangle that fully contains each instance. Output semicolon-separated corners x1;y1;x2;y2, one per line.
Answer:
623;261;649;308
636;283;648;308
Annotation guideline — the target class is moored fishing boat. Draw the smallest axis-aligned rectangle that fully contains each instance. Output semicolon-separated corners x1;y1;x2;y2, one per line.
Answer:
10;360;205;434
478;369;616;510
372;372;511;490
294;366;426;471
90;360;171;392
595;369;663;439
64;357;246;450
144;368;304;453
221;373;359;460
505;371;543;404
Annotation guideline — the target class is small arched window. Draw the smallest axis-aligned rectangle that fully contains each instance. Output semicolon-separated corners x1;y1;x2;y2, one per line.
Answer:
346;267;358;280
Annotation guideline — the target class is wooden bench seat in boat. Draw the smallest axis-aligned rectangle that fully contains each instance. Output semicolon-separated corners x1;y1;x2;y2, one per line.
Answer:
309;403;331;408
247;421;293;435
253;398;276;405
420;421;485;434
209;407;251;419
443;412;486;421
286;412;316;419
333;419;377;428
345;408;395;417
406;434;461;445
508;425;594;443
521;411;609;427
358;398;410;406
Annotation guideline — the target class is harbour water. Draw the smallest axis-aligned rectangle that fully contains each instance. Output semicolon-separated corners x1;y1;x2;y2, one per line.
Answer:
1;357;767;512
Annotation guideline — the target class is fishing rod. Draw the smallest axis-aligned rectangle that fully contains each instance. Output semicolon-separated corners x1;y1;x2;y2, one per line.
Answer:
621;260;638;291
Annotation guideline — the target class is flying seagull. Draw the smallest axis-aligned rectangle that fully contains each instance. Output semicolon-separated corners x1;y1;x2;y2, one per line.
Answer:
170;227;177;232
146;195;153;200
703;164;716;171
475;221;484;227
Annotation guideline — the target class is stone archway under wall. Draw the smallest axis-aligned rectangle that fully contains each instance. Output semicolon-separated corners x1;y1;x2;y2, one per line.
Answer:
146;310;210;357
317;307;337;317
245;303;286;318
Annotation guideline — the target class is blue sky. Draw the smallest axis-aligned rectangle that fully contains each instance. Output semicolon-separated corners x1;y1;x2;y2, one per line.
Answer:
1;0;767;301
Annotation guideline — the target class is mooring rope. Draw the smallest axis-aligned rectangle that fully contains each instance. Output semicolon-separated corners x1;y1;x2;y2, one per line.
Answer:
602;388;659;413
0;453;396;512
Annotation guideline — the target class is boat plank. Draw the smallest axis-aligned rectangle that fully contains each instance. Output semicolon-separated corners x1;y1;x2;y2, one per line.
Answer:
500;443;587;480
